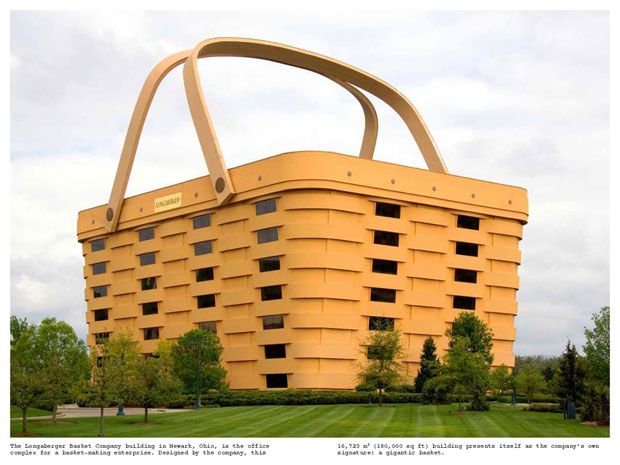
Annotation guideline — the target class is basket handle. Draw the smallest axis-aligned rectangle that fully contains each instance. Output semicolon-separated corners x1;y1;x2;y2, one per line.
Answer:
184;38;449;206
104;48;378;232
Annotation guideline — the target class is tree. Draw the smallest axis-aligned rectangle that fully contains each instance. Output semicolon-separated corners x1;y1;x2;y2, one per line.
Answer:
358;327;405;406
79;341;120;437
447;312;494;364
515;365;546;405
445;312;494;410
414;337;439;393
126;356;182;423
554;340;586;405
36;318;89;424
172;329;227;408
583;306;609;386
10;319;45;434
490;364;513;397
423;337;491;412
108;329;141;415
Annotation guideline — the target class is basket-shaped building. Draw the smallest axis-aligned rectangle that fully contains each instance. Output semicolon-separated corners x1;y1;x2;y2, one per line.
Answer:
77;38;528;390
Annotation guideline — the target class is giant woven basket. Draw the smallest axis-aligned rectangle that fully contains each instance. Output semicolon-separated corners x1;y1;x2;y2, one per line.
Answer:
77;38;528;390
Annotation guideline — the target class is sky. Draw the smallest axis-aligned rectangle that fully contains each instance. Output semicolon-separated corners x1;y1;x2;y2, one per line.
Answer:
9;10;610;356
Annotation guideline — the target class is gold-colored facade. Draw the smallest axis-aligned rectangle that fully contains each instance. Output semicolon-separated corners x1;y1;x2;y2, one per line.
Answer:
78;151;528;390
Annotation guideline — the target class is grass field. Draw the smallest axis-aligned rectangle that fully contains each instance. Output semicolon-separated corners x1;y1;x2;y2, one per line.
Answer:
10;406;52;418
10;403;609;438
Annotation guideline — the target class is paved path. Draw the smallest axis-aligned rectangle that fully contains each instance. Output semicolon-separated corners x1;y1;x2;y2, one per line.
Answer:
11;404;189;420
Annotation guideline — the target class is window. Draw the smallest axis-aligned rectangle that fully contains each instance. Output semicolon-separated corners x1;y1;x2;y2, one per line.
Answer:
259;256;280;272
266;374;288;388
91;239;105;252
141;277;157;290
142;302;158;315
197;294;216;308
264;344;286;359
372;259;398;275
262;315;284;330
374;230;399;247
144;327;159;340
457;215;480;230
454;269;477;283
453;295;476;310
455;242;478;257
94;309;109;321
93;285;107;298
194;240;213;256
261;285;282;301
199;321;217;333
138;227;155;241
255;198;277;216
95;332;110;343
375;202;401;218
196;267;214;282
193;214;211;229
369;316;395;331
370;287;396;303
140;252;156;266
257;227;278;244
92;262;106;275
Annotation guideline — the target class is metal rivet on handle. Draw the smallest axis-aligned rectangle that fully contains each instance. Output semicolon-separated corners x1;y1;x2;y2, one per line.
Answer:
258;176;262;181
508;199;513;205
91;220;95;225
215;177;225;193
471;193;476;199
106;208;114;221
194;193;198;198
391;178;396;184
347;171;352;177
432;186;437;191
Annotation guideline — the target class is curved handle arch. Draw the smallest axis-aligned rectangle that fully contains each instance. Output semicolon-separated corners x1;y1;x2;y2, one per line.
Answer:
104;47;379;232
184;37;448;205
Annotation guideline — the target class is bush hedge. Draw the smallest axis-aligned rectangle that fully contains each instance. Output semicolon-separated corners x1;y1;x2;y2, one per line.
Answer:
202;390;423;406
524;403;563;413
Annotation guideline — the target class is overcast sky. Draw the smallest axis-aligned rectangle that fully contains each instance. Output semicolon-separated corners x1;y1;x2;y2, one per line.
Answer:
9;10;610;356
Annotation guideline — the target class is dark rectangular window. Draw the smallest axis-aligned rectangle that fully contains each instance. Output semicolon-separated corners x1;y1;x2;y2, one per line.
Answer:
95;332;110;343
144;327;159;340
369;316;395;331
266;374;288;388
264;344;286;359
140;252;156;266
92;262;106;275
375;202;401;218
197;294;216;308
196;267;214;282
374;230;399;247
257;227;278;244
370;287;396;303
94;309;108;321
454;269;477;283
138;227;155;241
142;302;158;315
199;321;217;333
93;285;107;298
259;256;280;272
256;198;277;216
193;214;211;229
453;295;476;310
261;285;282;301
262;315;284;330
372;259;398;275
194;240;213;256
90;239;105;252
455;242;478;257
457;215;480;230
141;277;157;290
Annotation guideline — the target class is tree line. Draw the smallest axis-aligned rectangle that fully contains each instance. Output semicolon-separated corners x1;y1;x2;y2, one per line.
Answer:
10;318;226;436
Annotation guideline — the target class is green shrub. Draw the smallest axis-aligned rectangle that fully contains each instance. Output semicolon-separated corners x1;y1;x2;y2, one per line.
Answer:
355;383;376;392
525;404;562;413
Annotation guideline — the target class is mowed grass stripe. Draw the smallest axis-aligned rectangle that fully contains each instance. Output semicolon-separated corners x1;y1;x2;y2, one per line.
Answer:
11;404;609;438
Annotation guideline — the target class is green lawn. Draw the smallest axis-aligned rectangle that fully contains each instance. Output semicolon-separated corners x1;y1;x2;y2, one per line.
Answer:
10;406;52;418
10;403;608;438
